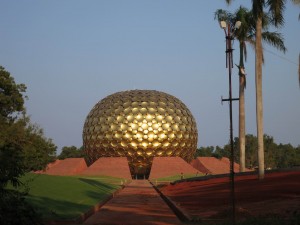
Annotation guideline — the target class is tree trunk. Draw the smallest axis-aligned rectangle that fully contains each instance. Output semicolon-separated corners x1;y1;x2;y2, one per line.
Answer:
239;43;246;172
255;16;265;180
239;74;246;172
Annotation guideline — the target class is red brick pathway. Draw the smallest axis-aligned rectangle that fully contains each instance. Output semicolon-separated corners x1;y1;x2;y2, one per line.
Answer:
84;180;182;225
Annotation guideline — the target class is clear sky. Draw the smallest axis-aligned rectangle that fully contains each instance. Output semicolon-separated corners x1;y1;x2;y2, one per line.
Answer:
1;1;299;153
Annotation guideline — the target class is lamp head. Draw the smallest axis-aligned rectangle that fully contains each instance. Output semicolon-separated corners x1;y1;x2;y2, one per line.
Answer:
234;21;241;29
219;20;227;29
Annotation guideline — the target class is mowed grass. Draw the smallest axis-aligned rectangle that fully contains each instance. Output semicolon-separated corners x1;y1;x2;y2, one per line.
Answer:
153;173;203;182
14;173;123;220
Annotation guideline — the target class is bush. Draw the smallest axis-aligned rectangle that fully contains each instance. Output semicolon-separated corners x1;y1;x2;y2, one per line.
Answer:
0;189;42;225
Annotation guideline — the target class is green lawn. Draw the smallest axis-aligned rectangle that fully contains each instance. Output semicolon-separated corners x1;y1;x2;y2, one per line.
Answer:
152;173;203;183
13;173;123;220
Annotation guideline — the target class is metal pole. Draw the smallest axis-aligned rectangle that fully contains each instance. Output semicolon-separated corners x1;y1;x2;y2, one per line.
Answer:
225;24;236;225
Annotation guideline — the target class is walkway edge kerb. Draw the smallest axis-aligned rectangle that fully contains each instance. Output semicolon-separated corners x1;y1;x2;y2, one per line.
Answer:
149;180;192;222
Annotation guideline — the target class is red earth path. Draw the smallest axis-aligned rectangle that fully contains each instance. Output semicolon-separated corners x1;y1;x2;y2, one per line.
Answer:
84;180;182;225
161;170;300;220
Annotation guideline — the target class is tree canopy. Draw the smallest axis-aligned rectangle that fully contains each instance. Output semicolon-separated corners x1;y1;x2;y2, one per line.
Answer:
0;66;26;121
195;134;300;170
58;146;85;160
0;66;56;224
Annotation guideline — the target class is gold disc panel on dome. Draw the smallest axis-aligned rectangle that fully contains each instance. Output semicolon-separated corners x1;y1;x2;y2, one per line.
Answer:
83;90;198;177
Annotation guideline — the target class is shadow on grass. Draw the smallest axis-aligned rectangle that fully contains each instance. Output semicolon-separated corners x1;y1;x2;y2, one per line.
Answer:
26;180;121;221
27;189;116;221
27;195;92;220
78;178;118;190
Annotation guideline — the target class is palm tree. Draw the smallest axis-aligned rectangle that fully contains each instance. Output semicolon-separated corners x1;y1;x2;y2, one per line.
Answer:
292;0;300;20
215;6;286;173
225;0;299;179
298;54;300;87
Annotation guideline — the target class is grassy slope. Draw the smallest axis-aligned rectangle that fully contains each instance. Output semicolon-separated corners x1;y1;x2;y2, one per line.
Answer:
153;174;202;182
16;173;122;220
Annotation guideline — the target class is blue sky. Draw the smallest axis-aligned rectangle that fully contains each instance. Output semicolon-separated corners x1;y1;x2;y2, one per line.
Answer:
1;1;299;153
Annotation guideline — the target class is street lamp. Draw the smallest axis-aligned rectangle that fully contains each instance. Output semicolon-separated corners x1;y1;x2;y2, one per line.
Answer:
220;20;241;225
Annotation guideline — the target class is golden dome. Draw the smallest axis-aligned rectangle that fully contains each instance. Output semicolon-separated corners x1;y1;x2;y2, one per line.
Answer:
83;90;198;176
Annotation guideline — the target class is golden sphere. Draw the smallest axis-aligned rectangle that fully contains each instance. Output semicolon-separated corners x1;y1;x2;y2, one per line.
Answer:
83;90;198;175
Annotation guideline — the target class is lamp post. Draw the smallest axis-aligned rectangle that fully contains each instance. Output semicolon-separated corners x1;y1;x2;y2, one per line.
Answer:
220;20;241;225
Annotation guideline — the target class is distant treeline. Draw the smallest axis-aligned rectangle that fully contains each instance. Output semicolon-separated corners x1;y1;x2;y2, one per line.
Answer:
195;134;300;169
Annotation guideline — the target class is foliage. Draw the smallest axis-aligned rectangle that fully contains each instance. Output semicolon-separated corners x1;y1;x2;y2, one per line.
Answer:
214;6;286;66
0;66;56;224
1;117;57;176
0;119;27;191
0;66;26;122
215;5;287;174
58;145;85;160
23;122;57;172
194;146;224;159
0;189;42;225
194;146;214;157
197;134;300;170
0;67;28;190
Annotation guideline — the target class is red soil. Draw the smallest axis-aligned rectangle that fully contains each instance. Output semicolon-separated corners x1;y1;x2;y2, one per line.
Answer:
161;170;300;220
149;157;201;180
191;157;251;175
80;157;132;180
84;180;182;225
34;158;87;176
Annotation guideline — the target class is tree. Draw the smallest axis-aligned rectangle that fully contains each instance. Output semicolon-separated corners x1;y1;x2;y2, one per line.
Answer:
0;66;51;224
215;7;251;172
223;0;300;179
196;134;300;170
214;145;229;159
0;119;27;192
58;146;85;160
292;0;300;20
0;66;26;122
263;134;277;169
194;146;214;158
276;143;300;168
244;134;258;169
253;0;292;179
0;67;27;191
23;121;57;171
215;6;286;172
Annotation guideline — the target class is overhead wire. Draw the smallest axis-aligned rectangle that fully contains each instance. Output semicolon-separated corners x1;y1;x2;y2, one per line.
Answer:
262;47;300;87
263;48;298;66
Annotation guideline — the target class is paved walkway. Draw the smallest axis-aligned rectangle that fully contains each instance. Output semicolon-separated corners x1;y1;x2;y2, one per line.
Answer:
84;180;182;225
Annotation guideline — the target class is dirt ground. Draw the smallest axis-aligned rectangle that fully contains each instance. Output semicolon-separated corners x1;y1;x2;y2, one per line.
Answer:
161;170;300;221
84;180;182;225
